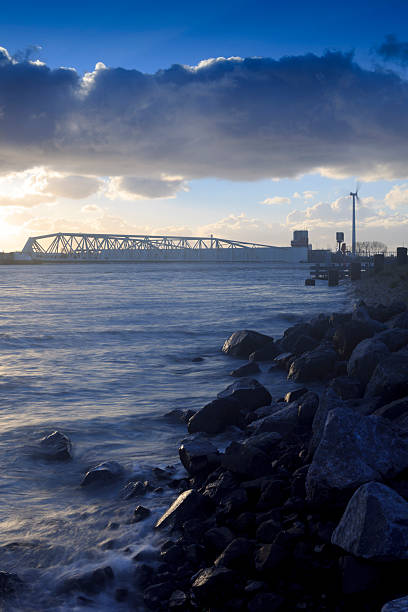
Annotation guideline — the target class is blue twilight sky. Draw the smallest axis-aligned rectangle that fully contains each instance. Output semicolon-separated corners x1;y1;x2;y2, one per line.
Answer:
1;0;408;251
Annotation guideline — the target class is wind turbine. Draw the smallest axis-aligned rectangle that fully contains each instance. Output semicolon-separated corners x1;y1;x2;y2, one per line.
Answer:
349;185;360;256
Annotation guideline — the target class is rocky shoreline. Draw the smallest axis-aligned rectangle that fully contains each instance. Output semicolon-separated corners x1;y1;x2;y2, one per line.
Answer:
139;299;408;611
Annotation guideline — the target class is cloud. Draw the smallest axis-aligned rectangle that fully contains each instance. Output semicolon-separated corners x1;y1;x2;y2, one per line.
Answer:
260;196;291;205
198;213;280;244
1;50;408;183
286;195;375;228
375;35;408;66
384;183;408;209
107;176;188;200
45;175;102;199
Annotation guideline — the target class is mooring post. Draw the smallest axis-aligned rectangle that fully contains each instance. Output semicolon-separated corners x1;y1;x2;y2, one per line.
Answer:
350;262;361;281
397;247;407;266
374;253;385;274
328;268;339;286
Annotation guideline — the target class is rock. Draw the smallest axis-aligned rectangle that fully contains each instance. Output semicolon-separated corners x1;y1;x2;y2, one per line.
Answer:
382;596;408;611
144;582;174;610
284;387;308;403
191;567;239;604
376;328;408;352
374;396;408;422
39;430;72;460
187;397;242;434
202;470;239;504
133;505;151;523
248;592;284;612
214;537;254;570
332;482;408;560
328;376;362;400
256;519;281;543
179;438;220;475
273;352;294;370
308;388;344;456
192;356;204;362
230;361;260;377
122;480;148;499
163;409;195;424
365;351;408;403
339;555;381;595
243;432;282;454
278;322;314;353
254;543;288;572
81;461;123;487
388;311;408;330
222;330;274;358
333;320;377;359
287;346;337;382
155;489;208;529
217;378;272;412
249;341;279;362
291;334;320;356
222;440;272;478
169;590;188;608
347;338;390;386
0;572;22;597
256;479;286;510
306;407;408;503
251;403;299;436
368;301;407;323
308;313;331;340
297;391;319;426
204;526;235;553
59;566;114;595
352;302;386;332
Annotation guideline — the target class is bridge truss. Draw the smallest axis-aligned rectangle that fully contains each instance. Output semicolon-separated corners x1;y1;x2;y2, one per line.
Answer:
22;232;273;262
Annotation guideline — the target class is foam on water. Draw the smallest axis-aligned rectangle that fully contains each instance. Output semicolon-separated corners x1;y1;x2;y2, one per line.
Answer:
0;261;348;609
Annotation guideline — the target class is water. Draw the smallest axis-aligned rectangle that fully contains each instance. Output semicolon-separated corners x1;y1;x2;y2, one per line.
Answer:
0;262;348;610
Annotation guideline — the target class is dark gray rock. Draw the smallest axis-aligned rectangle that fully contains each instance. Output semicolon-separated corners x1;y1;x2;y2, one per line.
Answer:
278;322;314;353
191;567;238;604
217;378;272;412
290;334;319;356
332;482;408;560
306;407;408;503
376;328;408;352
122;480;148;500
133;505;151;523
333;320;377;359
248;593;284;612
163;409;195;424
287;346;337;382
382;596;408;611
374;396;408;422
309;388;344;456
144;582;174;609
230;361;260;377
81;461;123;487
0;572;22;597
254;543;288;572
367;301;407;323
58;566;114;595
352;302;386;332
365;351;408;402
222;330;273;358
284;387;308;403
256;519;281;543
347;338;390;386
222;440;271;478
250;402;299;436
329;376;362;400
273;352;294;370
214;537;254;570
155;489;208;529
187;397;242;434
308;313;331;340
204;526;235;553
179;437;220;475
249;341;279;362
39;430;72;460
243;432;282;454
388;311;408;330
202;470;239;504
169;590;188;609
297;391;319;426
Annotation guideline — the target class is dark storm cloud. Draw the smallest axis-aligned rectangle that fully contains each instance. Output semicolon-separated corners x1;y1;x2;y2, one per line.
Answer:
1;49;408;181
376;34;408;66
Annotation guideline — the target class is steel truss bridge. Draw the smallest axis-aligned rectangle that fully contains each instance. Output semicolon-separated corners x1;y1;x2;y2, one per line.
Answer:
21;232;278;262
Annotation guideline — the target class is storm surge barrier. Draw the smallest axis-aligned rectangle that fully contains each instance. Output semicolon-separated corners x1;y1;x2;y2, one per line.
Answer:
21;232;308;263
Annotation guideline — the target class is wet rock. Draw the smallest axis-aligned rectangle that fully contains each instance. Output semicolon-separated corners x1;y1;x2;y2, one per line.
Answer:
256;519;281;543
123;480;148;500
115;588;128;602
374;396;408;422
133;505;151;523
214;537;254;570
308;313;331;340
169;589;188;608
222;330;274;358
376;328;408;352
0;571;22;597
347;338;390;386
144;582;174;610
328;376;362;400
382;596;408;611
155;489;208;530
217;378;272;412
306;408;408;503
187;397;242;434
332;482;408;560
222;440;271;478
179;437;220;475
273;352;294;370
352;302;386;332
81;461;123;487
191;567;239;604
202;470;239;505
249;341;279;362
297;391;319;426
39;430;72;460
257;479;286;510
254;543;288;573
278;322;314;353
308;388;347;456
248;592;284;612
230;361;260;377
365;351;408;403
163;409;195;424
251;402;299;436
388;311;408;330
284;387;308;403
333;320;377;359
287;346;337;382
204;526;235;553
339;555;381;595
243;432;282;455
59;566;114;595
367;300;407;323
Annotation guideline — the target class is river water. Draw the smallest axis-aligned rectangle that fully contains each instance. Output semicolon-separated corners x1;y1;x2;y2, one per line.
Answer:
0;262;348;610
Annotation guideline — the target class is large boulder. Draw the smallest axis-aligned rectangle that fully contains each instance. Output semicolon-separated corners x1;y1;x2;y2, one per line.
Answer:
332;482;408;560
249;342;279;362
328;376;362;400
191;567;239;605
333;320;377;359
81;461;123;487
230;361;260;377
179;438;220;475
309;388;344;456
287;346;337;382
365;351;408;403
352;302;385;332
367;301;406;323
277;322;314;353
155;489;208;529
250;402;299;436
388;311;408;330
382;596;408;611
347;338;390;386
38;431;72;461
376;328;408;352
217;378;272;412
374;397;408;422
187;397;242;434
306;407;408;503
222;439;273;478
222;330;273;358
297;391;319;426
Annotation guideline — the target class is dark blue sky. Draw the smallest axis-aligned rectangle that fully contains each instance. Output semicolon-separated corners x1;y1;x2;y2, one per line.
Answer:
2;0;408;73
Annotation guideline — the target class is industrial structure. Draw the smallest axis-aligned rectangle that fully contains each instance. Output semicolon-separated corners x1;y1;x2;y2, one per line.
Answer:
19;232;309;263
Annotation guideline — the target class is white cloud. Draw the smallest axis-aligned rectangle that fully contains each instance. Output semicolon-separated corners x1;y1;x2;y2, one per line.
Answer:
260;196;291;205
384;184;408;209
107;176;189;200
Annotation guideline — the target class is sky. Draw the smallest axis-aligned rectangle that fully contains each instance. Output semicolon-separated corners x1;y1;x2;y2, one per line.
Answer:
2;0;408;251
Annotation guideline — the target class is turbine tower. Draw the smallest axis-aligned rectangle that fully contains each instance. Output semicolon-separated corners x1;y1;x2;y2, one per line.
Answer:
349;187;360;256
